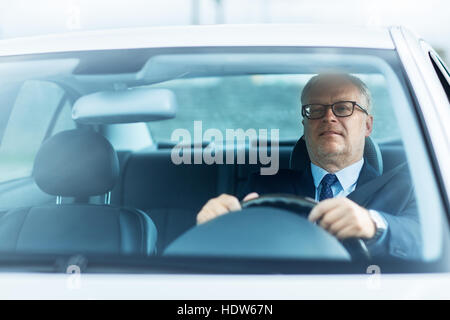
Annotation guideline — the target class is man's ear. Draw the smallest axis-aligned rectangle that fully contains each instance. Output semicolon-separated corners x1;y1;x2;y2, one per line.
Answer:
365;115;373;137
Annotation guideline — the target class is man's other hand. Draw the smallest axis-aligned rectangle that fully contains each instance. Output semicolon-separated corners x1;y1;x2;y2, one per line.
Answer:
308;197;376;240
196;192;259;225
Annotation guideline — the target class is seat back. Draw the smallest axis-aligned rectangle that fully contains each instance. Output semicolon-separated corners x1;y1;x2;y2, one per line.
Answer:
379;141;407;172
0;129;157;255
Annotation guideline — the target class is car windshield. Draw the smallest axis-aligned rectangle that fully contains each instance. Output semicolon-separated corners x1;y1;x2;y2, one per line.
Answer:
0;46;447;274
147;73;399;143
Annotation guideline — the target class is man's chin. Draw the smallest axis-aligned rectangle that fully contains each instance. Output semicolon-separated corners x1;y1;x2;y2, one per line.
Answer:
317;144;344;157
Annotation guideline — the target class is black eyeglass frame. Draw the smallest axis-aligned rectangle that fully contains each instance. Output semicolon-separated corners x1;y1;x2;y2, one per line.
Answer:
301;101;369;120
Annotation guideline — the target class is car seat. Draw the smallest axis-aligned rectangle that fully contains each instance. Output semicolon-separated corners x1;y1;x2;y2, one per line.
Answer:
0;129;157;255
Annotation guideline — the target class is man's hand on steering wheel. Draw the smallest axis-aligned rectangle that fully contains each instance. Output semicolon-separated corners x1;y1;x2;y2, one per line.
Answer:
308;197;376;240
198;193;376;242
196;193;259;225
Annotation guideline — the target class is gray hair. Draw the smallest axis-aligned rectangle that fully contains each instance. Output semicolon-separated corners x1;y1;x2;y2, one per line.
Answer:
301;73;372;113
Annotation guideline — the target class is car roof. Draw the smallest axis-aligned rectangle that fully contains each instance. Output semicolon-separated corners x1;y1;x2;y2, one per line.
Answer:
0;24;397;57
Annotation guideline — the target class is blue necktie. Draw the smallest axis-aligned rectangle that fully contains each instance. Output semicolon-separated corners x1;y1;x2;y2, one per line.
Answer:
319;174;337;201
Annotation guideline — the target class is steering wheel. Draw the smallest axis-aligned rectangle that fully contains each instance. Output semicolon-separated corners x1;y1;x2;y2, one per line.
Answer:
165;194;370;261
241;193;371;261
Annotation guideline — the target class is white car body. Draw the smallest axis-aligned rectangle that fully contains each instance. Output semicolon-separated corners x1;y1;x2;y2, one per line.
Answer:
2;272;450;299
0;24;449;299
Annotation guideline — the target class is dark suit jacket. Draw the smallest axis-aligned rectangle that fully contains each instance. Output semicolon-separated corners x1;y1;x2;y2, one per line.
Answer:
238;161;421;259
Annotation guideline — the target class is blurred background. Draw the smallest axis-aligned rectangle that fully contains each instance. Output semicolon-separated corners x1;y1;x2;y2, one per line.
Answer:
0;0;448;62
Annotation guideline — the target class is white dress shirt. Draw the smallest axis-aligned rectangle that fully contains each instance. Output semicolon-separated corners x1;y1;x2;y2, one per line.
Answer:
310;159;388;248
311;158;364;201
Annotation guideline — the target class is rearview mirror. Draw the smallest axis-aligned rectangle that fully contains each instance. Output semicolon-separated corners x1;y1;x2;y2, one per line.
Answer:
72;87;177;124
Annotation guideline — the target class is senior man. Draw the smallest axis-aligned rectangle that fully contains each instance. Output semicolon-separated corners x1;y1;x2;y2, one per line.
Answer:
196;73;421;259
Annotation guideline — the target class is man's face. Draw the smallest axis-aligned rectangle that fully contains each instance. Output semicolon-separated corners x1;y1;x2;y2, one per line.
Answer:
302;79;373;169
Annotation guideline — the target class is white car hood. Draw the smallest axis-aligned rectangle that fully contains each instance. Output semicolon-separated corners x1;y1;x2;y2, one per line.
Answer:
0;272;449;299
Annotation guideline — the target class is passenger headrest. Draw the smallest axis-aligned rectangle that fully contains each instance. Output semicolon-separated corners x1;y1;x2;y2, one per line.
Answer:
289;136;383;175
33;129;119;197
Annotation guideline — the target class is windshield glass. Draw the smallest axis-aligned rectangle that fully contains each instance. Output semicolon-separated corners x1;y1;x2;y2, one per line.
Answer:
0;47;447;274
148;73;400;143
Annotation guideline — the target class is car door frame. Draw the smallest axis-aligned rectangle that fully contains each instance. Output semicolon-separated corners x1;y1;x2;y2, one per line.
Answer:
390;26;450;211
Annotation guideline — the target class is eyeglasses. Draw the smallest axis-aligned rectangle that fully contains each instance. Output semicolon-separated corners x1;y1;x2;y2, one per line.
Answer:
302;101;369;120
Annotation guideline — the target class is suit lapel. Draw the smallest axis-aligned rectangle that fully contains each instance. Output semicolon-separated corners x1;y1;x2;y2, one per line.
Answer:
348;162;408;207
288;160;383;203
357;161;379;186
347;161;380;205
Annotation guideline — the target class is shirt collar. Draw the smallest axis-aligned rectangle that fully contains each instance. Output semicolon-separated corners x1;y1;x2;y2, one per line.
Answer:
311;158;365;191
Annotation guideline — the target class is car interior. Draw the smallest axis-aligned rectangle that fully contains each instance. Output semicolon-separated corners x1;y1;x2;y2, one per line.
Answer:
0;49;412;261
0;126;407;256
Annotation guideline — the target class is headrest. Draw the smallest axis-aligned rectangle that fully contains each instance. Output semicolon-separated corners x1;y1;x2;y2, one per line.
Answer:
33;129;119;197
290;136;383;175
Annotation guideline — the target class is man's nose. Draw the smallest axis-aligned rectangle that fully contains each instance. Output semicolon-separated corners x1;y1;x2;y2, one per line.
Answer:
322;106;338;122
